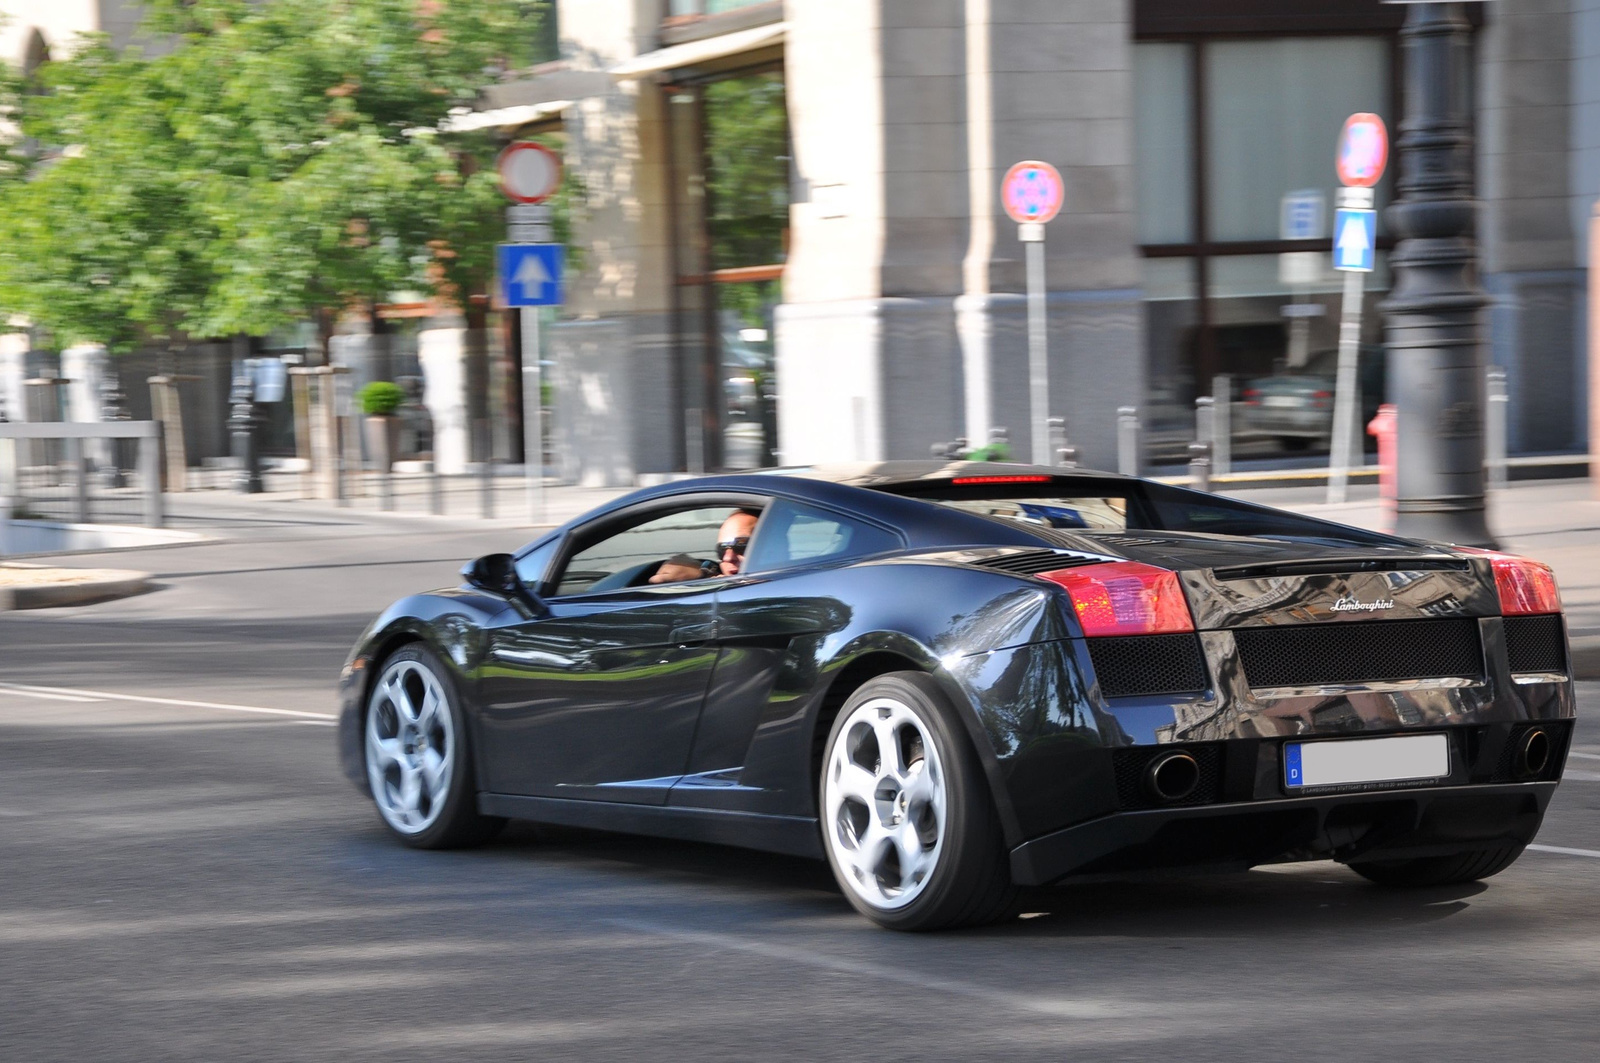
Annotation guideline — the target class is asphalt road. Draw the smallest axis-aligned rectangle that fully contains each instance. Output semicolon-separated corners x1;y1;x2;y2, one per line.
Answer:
3;522;1599;1062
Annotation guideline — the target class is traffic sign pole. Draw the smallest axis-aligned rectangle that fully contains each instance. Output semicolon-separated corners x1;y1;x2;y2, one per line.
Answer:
1328;186;1375;504
1020;222;1049;465
521;308;543;526
1000;161;1064;465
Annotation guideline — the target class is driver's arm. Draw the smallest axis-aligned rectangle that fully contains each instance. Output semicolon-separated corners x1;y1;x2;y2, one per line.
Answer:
647;553;716;584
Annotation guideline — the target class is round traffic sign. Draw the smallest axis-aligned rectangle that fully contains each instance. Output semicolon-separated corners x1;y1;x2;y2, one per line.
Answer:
498;141;562;204
1336;113;1388;188
1001;161;1064;225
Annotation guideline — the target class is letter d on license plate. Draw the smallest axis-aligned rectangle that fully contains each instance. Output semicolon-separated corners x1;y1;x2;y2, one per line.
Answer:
1284;733;1449;789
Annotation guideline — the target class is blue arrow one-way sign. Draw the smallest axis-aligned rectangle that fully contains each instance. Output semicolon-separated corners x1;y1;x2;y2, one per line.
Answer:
1333;208;1376;273
498;243;565;307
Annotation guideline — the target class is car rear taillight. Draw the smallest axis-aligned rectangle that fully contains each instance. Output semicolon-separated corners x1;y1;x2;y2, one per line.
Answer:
1040;561;1195;636
1243;388;1260;406
1458;548;1562;616
1311;389;1332;408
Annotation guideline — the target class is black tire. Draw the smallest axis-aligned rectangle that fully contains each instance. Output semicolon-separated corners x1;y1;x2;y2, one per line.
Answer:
1348;845;1524;888
363;643;505;849
818;672;1017;931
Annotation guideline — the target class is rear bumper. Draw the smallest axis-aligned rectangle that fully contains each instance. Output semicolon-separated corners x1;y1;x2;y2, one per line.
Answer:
1009;780;1556;886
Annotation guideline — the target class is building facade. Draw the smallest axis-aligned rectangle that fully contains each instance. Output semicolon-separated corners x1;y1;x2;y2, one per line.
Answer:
477;0;1597;485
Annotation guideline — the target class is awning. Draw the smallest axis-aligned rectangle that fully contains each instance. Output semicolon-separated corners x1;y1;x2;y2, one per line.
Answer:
610;22;785;81
440;100;571;134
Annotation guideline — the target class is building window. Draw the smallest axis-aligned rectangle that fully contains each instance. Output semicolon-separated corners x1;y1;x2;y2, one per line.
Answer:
1134;32;1396;461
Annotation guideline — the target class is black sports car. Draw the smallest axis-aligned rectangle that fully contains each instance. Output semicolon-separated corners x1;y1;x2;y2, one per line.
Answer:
337;462;1575;930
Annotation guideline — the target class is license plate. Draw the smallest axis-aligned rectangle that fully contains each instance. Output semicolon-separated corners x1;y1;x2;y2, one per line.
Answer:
1263;395;1302;408
1284;733;1449;790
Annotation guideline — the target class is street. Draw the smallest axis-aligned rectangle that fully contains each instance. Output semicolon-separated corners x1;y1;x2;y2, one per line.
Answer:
3;518;1599;1062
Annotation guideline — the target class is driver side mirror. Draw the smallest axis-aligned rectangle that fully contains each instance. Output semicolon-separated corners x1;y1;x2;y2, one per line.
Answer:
462;553;544;613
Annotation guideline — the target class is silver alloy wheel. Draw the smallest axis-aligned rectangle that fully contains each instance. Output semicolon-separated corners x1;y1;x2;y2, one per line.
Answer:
823;695;947;910
365;657;456;835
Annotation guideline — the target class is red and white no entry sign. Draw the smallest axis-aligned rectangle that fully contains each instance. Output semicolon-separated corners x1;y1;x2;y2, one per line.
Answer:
498;141;562;204
1335;113;1388;188
1001;160;1064;225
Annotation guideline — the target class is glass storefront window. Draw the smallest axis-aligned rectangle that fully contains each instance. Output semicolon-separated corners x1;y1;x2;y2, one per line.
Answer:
1134;43;1194;245
1204;38;1391;242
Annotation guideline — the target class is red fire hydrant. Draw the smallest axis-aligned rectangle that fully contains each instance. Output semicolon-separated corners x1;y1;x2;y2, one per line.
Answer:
1368;403;1397;531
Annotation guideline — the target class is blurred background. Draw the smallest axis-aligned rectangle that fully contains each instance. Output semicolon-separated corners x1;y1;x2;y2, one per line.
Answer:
0;0;1588;494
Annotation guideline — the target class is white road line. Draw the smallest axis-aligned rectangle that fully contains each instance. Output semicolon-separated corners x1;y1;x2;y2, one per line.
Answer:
0;682;335;721
0;686;101;703
1560;769;1600;782
1529;844;1600;860
1566;751;1600;761
293;720;338;727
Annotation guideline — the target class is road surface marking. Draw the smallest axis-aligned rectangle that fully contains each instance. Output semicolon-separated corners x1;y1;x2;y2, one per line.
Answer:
1529;844;1600;860
1560;769;1600;782
0;686;101;703
0;682;334;720
293;720;338;727
1567;751;1600;761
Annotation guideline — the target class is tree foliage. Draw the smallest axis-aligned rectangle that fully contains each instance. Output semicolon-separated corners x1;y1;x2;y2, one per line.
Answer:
0;0;552;351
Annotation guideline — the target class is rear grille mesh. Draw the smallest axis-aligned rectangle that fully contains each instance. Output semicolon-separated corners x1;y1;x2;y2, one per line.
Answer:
1088;633;1209;697
1234;618;1484;688
1504;615;1566;674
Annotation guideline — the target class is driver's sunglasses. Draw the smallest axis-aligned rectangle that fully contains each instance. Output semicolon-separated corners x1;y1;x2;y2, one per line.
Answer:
716;536;751;557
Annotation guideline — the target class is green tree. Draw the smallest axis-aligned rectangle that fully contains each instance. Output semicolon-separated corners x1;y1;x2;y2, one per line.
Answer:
0;0;554;353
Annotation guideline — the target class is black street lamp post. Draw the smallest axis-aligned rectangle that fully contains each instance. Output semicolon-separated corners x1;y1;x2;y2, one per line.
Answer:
229;363;265;494
1382;1;1495;546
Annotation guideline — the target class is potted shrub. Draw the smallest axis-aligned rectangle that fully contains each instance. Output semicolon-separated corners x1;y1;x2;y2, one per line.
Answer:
358;380;406;473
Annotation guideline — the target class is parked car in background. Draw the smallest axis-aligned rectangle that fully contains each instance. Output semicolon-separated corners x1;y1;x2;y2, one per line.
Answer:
1241;345;1385;451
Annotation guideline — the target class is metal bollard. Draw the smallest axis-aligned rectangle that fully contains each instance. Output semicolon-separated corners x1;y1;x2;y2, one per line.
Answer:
1117;406;1141;476
1485;366;1508;492
1188;440;1212;492
1211;374;1232;476
429;461;443;516
1195;396;1215;453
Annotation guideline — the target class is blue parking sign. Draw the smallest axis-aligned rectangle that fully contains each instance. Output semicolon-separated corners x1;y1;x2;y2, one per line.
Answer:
1333;209;1376;273
498;243;565;307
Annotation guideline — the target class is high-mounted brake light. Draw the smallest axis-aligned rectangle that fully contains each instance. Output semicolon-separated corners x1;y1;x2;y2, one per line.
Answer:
1040;561;1195;637
950;475;1053;485
1458;548;1561;616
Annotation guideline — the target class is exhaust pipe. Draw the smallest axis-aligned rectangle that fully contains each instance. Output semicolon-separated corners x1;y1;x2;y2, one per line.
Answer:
1514;729;1551;780
1145;751;1200;803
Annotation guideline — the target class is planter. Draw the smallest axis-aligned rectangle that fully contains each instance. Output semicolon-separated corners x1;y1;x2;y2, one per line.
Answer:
364;415;401;473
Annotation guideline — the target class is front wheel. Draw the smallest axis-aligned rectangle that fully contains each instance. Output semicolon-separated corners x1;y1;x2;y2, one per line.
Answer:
364;644;504;849
1348;846;1524;888
819;672;1017;931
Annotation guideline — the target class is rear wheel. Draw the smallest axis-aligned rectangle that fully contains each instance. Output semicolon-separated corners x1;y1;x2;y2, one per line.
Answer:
819;672;1016;931
364;644;504;849
1348;846;1524;888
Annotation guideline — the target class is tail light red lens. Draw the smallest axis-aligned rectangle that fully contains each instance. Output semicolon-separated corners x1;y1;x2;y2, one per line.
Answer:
1243;389;1260;406
1458;548;1562;616
1040;561;1195;637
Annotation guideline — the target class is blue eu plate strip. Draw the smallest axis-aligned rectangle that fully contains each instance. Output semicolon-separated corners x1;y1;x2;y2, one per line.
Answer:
1284;743;1304;788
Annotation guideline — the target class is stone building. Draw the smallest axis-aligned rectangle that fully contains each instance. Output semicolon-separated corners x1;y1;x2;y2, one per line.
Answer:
477;0;1595;485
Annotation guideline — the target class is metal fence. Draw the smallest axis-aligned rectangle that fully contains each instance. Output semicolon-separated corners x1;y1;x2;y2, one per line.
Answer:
0;421;164;527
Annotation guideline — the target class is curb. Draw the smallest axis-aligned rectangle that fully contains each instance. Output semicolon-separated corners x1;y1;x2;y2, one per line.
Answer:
0;570;153;611
1572;635;1600;682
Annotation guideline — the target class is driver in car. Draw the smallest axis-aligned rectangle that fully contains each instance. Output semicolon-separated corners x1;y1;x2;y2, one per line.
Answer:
648;509;758;583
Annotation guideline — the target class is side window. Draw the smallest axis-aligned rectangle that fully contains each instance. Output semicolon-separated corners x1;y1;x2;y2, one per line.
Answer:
552;506;742;597
743;498;900;573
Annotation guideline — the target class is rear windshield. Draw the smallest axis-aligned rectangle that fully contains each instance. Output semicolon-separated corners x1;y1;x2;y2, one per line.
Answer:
884;478;1401;547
